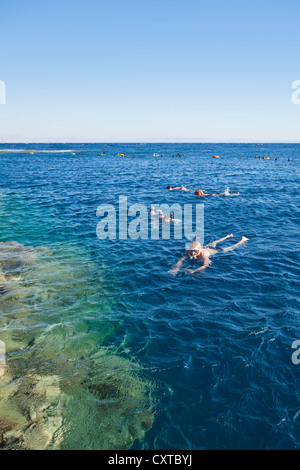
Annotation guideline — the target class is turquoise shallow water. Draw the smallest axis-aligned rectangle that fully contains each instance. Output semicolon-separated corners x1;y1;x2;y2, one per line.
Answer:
0;143;299;450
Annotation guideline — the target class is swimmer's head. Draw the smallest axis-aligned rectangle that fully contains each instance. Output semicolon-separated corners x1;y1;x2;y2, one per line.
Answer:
188;240;202;259
166;186;172;190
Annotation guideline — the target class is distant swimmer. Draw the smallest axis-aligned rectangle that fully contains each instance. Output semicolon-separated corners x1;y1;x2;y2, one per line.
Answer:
159;211;180;224
167;186;190;191
151;207;181;227
195;189;222;197
195;189;210;197
167;187;239;197
169;235;249;276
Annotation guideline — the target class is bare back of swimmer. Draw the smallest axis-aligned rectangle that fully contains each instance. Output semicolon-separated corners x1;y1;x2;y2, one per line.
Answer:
167;186;190;191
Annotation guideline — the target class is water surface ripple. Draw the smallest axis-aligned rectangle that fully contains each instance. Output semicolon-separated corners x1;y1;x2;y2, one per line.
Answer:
0;143;299;450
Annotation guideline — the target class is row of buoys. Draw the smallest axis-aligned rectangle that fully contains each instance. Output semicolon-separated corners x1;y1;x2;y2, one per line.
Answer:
25;151;185;158
69;152;128;157
95;152;184;157
255;156;293;161
213;155;294;161
24;152;294;162
154;153;183;157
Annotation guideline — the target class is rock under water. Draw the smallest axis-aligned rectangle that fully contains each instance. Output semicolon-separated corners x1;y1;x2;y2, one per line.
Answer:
0;242;154;450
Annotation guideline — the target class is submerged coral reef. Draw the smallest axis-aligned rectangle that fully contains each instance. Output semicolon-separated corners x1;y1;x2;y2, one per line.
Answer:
0;242;153;450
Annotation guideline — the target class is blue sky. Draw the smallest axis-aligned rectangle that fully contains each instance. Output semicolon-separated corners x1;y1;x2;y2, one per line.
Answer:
0;0;299;142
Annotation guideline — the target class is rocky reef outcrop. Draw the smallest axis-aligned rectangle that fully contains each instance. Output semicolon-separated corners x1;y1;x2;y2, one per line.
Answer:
0;242;154;450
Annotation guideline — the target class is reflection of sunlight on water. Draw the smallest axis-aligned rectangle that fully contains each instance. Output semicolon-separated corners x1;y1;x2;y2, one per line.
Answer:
0;242;154;450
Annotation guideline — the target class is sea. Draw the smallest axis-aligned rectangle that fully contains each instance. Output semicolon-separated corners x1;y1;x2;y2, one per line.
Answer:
0;143;299;450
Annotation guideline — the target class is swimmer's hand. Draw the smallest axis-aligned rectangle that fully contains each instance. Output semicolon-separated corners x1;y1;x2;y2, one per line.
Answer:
186;268;206;274
168;255;187;276
168;268;179;276
186;269;197;275
187;259;211;275
186;267;205;275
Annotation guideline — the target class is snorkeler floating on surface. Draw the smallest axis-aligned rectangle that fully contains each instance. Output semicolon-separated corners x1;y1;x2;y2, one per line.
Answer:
166;187;239;197
151;207;181;226
169;235;249;276
195;189;211;197
166;186;190;191
195;188;240;197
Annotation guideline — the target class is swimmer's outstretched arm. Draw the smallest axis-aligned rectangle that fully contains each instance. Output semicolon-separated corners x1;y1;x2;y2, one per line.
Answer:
168;252;188;276
187;258;211;275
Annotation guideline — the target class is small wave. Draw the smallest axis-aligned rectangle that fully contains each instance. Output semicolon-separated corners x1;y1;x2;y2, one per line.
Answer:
219;187;240;197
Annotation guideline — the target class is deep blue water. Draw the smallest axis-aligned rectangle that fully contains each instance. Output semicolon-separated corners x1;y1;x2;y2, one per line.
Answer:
0;143;299;450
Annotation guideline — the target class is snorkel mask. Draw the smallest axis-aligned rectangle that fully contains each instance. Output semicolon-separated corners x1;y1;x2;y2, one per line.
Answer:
188;249;201;260
188;238;202;259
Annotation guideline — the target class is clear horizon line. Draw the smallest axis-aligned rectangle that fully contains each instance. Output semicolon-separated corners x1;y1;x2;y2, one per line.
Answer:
1;141;300;145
